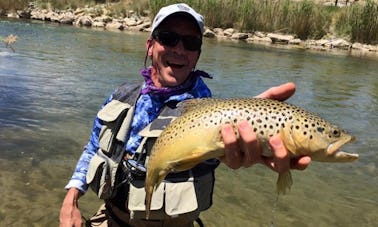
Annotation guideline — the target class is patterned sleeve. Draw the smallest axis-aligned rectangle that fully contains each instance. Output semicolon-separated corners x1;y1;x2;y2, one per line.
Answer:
64;95;113;193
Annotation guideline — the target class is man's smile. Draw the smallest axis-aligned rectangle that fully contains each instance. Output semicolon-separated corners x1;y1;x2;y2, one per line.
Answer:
167;60;184;68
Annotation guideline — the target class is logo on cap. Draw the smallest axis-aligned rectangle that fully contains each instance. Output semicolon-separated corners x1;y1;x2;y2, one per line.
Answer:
177;4;190;12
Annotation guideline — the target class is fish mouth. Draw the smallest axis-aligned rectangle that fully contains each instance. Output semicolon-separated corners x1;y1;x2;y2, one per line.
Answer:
326;135;359;162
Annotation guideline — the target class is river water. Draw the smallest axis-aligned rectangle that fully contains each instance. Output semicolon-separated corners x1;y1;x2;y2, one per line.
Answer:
0;18;377;227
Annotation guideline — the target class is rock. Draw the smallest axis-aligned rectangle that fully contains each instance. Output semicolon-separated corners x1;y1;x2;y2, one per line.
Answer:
368;45;378;52
254;31;265;38
246;36;272;43
59;12;75;24
74;8;85;15
124;17;138;26
267;33;295;44
143;27;152;33
289;38;302;45
92;21;105;27
315;39;330;47
30;9;45;20
17;9;31;19
352;43;378;52
330;38;351;50
75;15;93;27
231;32;249;40
223;28;235;37
94;15;112;23
203;28;216;38
351;42;364;50
0;9;6;16
7;12;19;18
106;20;124;30
128;22;150;31
45;11;60;22
212;28;224;36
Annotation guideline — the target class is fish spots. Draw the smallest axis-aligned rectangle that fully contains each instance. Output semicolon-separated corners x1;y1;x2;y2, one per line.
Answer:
153;98;347;160
317;127;325;133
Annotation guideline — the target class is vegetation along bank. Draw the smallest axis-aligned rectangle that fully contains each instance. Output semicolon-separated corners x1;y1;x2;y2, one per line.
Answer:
1;0;378;57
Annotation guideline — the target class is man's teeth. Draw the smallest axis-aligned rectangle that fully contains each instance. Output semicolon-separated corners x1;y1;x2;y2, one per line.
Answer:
168;61;184;68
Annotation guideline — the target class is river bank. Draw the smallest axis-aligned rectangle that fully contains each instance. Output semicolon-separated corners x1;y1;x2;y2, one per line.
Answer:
3;3;378;58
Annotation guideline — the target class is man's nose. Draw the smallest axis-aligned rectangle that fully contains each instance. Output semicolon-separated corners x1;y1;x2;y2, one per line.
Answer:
172;39;186;53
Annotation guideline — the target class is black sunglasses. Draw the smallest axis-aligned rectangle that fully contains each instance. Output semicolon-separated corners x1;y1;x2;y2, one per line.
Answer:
152;30;202;51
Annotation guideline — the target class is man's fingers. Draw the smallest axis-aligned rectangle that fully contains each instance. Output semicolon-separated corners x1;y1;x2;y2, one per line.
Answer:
291;156;311;170
256;82;296;101
221;124;242;169
220;121;311;172
237;121;260;167
269;135;290;173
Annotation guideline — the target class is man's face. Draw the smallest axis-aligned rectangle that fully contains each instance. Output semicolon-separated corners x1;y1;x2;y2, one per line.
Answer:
147;16;202;88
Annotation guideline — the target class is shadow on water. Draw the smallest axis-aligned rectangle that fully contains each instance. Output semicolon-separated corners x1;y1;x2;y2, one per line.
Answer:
0;19;377;226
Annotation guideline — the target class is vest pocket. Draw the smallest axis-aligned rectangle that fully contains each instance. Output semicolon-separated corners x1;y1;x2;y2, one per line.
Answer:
86;149;119;199
97;100;131;155
128;179;164;211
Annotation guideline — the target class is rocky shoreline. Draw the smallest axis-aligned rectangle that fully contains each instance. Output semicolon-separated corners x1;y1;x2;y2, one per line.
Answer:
3;3;378;58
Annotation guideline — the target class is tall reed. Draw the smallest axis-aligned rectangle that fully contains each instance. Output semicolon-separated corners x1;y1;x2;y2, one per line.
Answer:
0;0;29;10
148;0;331;39
335;0;378;44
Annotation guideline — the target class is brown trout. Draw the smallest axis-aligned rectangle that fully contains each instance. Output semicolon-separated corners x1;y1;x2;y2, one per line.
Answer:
144;98;358;219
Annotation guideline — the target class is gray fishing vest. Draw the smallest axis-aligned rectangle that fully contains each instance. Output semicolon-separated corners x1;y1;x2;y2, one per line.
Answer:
86;82;215;215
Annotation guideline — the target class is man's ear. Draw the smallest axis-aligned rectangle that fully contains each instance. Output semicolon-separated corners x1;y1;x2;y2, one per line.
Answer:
195;49;201;64
146;38;154;56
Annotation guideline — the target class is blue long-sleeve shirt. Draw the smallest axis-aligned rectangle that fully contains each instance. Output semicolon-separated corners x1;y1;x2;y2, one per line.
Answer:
65;95;113;192
65;75;218;193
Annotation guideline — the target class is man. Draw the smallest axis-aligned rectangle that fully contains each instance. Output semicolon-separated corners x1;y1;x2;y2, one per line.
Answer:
59;3;310;227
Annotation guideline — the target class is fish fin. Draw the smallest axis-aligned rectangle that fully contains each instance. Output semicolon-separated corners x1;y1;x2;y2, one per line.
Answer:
156;170;169;189
169;146;224;172
276;171;293;194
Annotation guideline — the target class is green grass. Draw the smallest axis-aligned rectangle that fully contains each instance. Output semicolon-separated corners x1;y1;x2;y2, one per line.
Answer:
335;0;378;44
1;0;377;44
0;0;29;10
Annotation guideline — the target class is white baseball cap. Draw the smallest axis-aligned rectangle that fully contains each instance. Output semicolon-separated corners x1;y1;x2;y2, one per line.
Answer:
151;3;204;35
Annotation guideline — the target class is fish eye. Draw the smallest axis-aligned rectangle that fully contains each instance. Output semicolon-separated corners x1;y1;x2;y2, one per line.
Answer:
331;129;341;137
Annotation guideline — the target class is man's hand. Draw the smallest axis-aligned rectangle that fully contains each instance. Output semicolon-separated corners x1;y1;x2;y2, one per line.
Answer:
255;82;296;101
220;83;311;172
59;188;83;227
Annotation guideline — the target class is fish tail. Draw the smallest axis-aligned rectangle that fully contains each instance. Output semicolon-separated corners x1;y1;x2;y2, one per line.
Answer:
145;167;168;219
276;171;293;194
145;170;156;220
145;185;152;220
